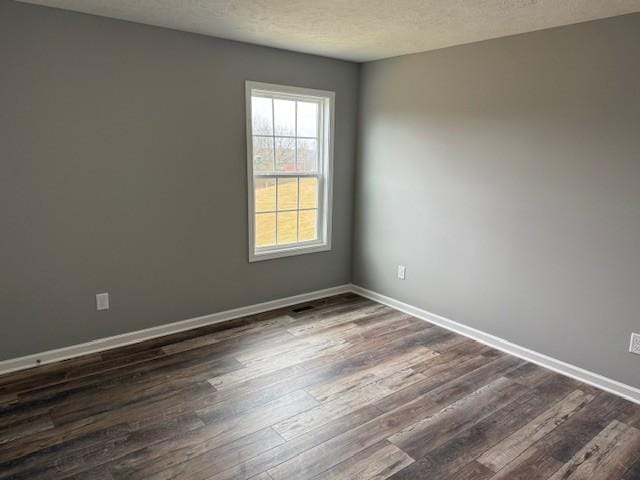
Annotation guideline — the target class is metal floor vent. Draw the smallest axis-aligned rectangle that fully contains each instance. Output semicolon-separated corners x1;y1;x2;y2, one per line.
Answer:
291;305;315;313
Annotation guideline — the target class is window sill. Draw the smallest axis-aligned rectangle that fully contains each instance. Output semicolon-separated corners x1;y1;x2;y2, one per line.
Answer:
249;242;331;262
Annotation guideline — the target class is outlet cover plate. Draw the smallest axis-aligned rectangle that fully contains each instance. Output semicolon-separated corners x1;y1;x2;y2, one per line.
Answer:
397;265;406;280
630;333;640;355
96;293;110;311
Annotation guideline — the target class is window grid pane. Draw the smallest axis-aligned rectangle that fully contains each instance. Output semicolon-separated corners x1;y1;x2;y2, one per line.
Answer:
255;178;276;213
277;177;298;211
251;97;273;135
297;101;319;138
275;137;296;171
253;136;275;172
255;212;276;247
274;99;296;136
299;177;318;209
299;209;318;242
277;210;298;244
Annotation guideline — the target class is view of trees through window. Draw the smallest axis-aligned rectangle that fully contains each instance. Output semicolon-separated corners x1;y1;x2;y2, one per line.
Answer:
251;94;321;248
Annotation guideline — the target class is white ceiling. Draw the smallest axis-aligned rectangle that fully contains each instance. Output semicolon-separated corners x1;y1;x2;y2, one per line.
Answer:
18;0;640;62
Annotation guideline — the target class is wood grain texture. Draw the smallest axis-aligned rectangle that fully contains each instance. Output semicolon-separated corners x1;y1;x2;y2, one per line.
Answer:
489;446;564;480
477;389;594;471
548;420;640;480
0;293;638;480
311;441;413;480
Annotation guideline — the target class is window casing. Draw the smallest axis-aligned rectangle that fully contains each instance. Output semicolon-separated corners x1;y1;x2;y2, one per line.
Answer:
246;82;334;261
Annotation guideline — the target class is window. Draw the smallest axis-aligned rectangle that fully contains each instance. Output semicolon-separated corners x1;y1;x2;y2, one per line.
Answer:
246;81;334;261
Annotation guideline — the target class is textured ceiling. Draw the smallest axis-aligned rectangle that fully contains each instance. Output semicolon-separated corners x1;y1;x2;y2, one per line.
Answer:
17;0;640;61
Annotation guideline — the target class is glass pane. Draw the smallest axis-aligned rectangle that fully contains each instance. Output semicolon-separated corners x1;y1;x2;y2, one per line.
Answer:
297;101;318;137
253;136;274;172
274;99;295;136
277;177;298;211
255;178;276;213
299;177;318;209
255;213;276;247
277;211;298;244
299;209;318;242
275;137;296;171
297;138;318;172
252;97;273;135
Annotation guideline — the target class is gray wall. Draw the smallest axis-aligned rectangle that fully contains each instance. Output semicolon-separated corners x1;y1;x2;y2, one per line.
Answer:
354;14;640;388
0;1;359;360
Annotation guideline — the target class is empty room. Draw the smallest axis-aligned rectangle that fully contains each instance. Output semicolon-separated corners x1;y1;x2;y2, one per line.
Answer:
2;0;640;478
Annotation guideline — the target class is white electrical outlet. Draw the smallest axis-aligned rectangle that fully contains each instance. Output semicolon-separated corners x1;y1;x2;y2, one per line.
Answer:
397;265;406;280
96;293;109;311
630;333;640;355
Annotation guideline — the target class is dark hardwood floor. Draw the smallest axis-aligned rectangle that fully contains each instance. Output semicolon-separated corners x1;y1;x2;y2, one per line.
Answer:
1;293;639;479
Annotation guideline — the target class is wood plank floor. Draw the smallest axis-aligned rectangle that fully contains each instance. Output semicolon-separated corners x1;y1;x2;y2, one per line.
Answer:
1;293;639;479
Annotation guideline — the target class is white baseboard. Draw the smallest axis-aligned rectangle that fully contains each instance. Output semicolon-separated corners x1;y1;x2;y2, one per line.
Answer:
0;284;352;376
3;282;638;405
351;284;640;404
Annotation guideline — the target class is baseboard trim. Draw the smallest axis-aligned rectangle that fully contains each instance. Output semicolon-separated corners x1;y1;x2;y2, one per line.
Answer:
0;284;352;376
351;284;640;405
3;282;638;405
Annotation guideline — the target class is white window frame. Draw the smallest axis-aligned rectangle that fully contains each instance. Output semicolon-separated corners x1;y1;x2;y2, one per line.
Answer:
245;81;335;262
